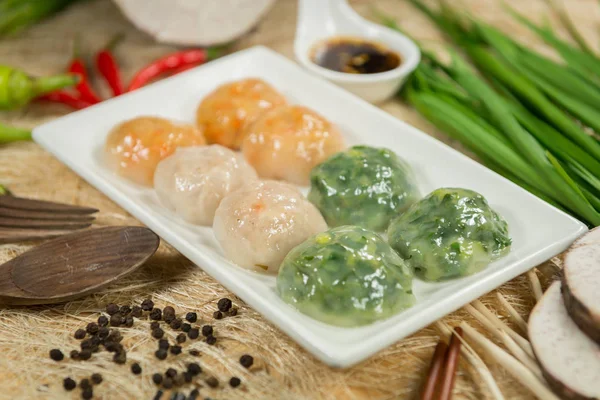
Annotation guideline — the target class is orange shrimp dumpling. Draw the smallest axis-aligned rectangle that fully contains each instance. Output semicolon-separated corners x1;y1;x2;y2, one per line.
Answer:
105;116;206;186
196;78;286;150
241;105;346;185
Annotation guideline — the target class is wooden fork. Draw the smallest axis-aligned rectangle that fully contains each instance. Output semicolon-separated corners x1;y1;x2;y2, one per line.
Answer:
0;195;98;244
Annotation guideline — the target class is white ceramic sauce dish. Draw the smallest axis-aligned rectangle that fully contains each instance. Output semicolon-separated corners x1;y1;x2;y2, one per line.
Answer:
33;47;586;367
294;0;420;103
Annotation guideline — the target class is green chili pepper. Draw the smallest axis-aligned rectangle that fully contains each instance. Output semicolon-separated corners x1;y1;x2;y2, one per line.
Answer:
0;65;78;109
0;122;31;143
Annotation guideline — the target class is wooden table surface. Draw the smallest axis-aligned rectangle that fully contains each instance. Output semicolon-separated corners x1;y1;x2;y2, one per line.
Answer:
0;0;598;399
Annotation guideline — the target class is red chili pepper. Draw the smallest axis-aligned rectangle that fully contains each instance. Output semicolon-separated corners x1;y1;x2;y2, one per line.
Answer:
96;34;124;97
128;48;220;91
38;91;92;110
68;37;101;104
167;62;202;76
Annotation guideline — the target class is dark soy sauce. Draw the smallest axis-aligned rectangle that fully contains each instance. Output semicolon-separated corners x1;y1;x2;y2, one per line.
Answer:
311;36;401;74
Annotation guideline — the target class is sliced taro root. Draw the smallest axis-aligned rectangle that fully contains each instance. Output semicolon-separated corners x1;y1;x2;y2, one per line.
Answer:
529;282;600;400
563;228;600;344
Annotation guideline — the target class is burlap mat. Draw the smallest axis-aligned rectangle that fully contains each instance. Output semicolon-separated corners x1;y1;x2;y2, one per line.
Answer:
1;0;598;398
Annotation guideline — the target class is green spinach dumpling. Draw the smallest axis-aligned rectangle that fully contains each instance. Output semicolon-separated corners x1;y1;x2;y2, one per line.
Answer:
277;225;415;327
387;188;511;282
308;146;420;232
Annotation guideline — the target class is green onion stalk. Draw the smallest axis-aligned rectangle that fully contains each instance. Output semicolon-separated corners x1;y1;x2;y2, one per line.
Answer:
381;1;600;226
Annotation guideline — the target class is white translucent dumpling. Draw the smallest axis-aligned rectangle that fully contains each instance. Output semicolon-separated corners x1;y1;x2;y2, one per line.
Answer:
213;180;328;273
154;145;257;225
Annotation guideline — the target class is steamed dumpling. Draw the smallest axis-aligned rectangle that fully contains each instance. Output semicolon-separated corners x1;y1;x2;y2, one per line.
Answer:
105;116;206;186
196;78;287;150
241;105;346;185
213;180;327;273
154;145;257;225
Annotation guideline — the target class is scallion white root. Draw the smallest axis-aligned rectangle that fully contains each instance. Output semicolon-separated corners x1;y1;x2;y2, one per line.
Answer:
527;269;543;301
495;293;528;335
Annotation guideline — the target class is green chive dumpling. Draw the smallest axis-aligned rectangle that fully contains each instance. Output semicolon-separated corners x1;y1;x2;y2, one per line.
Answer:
308;145;420;232
277;225;415;327
387;188;511;282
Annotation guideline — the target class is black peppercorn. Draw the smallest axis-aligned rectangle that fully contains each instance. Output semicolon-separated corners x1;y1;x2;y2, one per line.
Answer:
205;377;218;388
187;363;201;376
173;374;185;386
170;345;182;355
158;338;169;350
141;299;154;311
81;387;93;400
113;351;127;364
150;321;160;330
176;333;186;344
150;308;162;321
90;344;100;353
188;328;199;339
229;377;241;388
155;349;168;360
91;373;103;385
69;350;79;360
79;378;91;389
80;339;92;350
90;336;102;346
240;354;254;368
213;311;223;320
201;325;213;337
217;298;232;312
189;389;199;400
183;372;193;383
124;316;134;327
79;349;92;360
49;349;64;361
189;349;200;356
98;326;110;339
163;306;175;316
131;305;143;318
74;328;86;339
229;307;238;316
97;315;109;327
152;373;163;385
206;335;216;345
106;303;120;315
131;363;142;375
153;390;164;400
152;328;165;339
120;315;128;325
185;312;197;323
169;319;182;330
63;377;76;391
162;377;173;389
181;323;191;333
107;330;123;343
166;368;177;378
120;305;132;315
110;313;122;327
163;313;175;324
104;341;123;353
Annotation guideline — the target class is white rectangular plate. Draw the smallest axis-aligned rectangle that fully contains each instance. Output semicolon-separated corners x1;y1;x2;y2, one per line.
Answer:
33;46;587;368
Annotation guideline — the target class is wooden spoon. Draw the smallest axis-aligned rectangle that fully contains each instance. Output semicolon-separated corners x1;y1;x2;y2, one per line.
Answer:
0;226;159;305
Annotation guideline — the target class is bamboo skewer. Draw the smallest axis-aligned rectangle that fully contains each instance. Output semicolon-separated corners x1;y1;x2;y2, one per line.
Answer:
438;327;462;400
420;341;448;400
460;322;561;400
495;292;528;335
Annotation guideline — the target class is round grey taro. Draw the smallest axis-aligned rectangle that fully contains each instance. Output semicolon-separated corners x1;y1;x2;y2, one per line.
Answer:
277;225;415;327
308;145;420;232
387;188;511;282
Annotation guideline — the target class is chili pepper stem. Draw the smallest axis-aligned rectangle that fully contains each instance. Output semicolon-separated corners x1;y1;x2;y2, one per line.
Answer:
0;122;32;143
32;73;79;97
103;32;124;51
